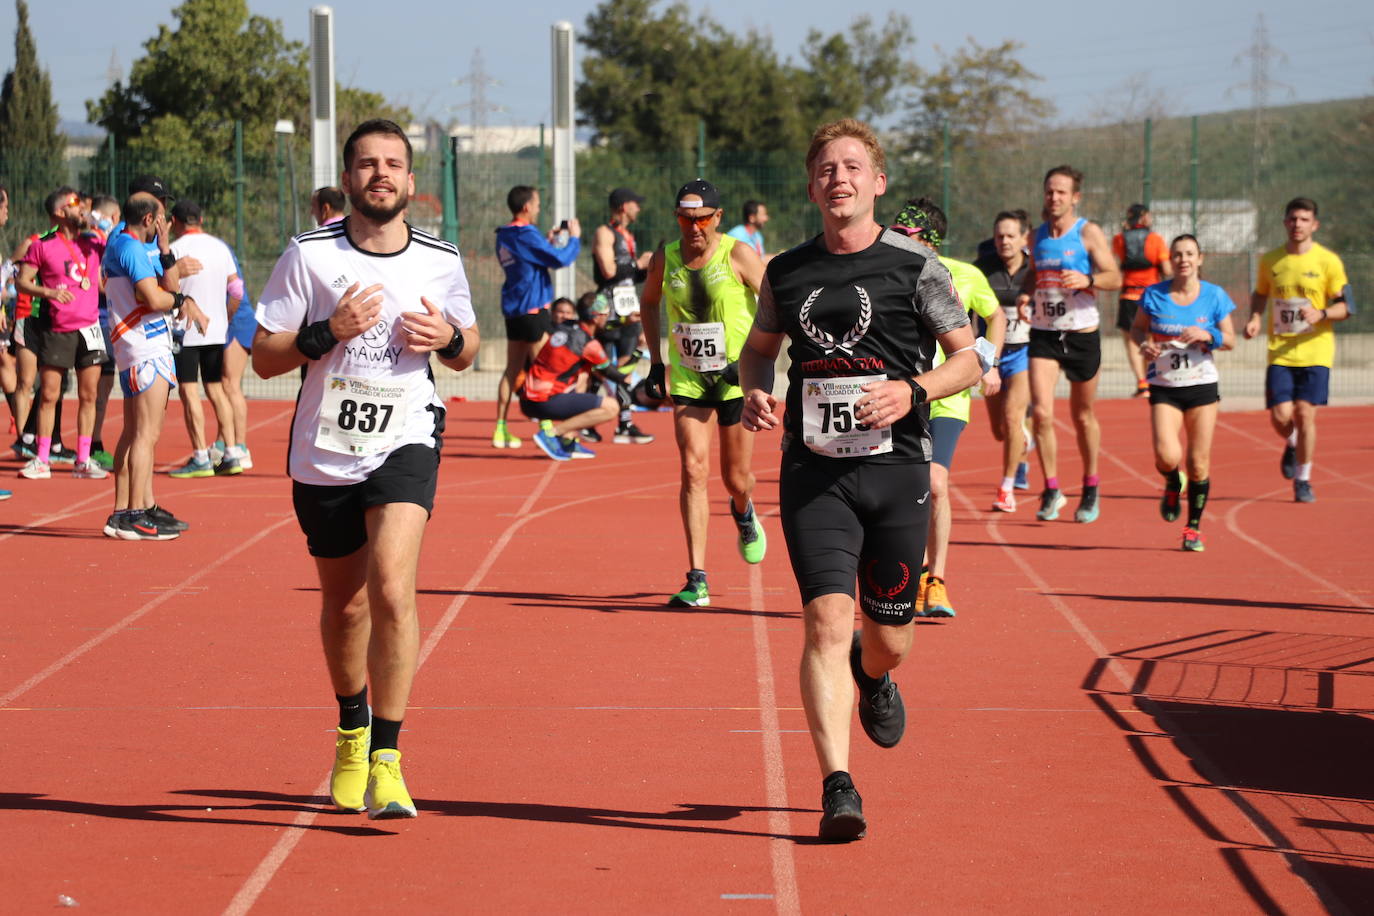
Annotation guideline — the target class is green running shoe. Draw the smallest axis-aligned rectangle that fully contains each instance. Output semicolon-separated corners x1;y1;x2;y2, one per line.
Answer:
668;572;709;607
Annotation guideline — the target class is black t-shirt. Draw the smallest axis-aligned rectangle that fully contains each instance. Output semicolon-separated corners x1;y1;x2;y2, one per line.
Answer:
757;228;968;463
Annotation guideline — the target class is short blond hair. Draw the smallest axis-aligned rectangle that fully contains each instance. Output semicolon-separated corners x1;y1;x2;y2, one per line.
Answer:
805;119;886;178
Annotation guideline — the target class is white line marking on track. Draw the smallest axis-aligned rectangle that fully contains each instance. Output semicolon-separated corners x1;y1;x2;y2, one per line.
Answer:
225;463;689;915
749;544;801;916
0;516;296;708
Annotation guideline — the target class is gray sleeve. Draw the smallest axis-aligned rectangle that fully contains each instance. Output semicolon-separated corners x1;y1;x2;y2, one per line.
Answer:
916;255;969;334
753;272;783;333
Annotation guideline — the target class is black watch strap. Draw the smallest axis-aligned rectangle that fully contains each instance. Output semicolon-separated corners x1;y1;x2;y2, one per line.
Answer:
903;376;927;407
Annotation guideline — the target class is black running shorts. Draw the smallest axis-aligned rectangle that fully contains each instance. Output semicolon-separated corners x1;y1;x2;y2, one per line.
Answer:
779;451;931;624
1149;382;1219;411
291;442;440;558
174;343;225;384
1029;327;1101;383
504;308;550;343
672;395;744;427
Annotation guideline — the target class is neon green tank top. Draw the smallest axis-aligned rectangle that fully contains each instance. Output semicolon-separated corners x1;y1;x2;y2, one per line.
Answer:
661;234;756;400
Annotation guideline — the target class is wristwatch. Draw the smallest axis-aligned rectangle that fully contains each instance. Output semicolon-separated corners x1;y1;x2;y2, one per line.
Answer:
903;376;927;408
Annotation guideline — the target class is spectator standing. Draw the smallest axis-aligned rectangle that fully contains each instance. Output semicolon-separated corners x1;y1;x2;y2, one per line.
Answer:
1112;204;1172;396
311;187;347;227
592;187;654;443
491;185;581;449
726;199;770;261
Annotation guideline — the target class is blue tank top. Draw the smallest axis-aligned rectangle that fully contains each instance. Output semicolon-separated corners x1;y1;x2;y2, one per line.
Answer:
1031;218;1098;332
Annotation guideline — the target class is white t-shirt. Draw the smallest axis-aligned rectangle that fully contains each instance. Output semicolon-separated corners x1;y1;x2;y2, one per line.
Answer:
256;220;476;486
171;230;238;346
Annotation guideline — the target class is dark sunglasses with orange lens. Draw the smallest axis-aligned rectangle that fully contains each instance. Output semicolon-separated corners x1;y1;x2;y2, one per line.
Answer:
676;210;718;229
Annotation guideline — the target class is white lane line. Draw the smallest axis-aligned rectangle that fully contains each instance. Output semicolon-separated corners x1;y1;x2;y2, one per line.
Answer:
0;516;296;708
225;467;683;914
749;530;800;916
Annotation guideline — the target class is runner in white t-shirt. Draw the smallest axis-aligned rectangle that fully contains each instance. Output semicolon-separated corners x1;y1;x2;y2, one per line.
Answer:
168;200;244;477
254;119;479;821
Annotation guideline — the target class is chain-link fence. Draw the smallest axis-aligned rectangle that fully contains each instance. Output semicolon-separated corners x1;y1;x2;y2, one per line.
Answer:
3;103;1369;402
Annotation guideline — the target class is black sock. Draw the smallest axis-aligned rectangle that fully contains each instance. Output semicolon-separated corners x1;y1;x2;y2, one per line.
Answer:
730;500;755;525
849;635;884;691
1187;479;1210;528
686;568;706;584
823;770;854;794
370;716;402;753
336;686;368;730
3;390;16;424
92;438;104;453
1162;468;1183;491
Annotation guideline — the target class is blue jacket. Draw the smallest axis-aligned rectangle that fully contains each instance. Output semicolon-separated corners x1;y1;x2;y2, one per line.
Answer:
496;222;581;317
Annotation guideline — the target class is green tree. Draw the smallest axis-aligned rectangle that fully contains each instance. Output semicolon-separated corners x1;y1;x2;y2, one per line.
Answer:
0;0;66;205
576;0;919;153
901;38;1055;159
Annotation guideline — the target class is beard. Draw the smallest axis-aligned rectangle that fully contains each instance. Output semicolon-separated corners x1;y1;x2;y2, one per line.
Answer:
350;184;409;224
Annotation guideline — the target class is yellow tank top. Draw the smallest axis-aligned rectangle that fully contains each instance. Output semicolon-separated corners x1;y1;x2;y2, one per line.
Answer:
662;234;756;399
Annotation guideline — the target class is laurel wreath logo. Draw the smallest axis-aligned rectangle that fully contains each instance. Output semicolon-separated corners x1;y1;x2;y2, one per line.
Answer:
864;559;911;600
799;286;872;355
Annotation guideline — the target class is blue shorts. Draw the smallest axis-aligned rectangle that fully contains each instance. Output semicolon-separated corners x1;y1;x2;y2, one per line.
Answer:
226;302;256;351
929;416;967;470
998;343;1029;380
119;353;178;398
519;391;602;421
1265;364;1329;408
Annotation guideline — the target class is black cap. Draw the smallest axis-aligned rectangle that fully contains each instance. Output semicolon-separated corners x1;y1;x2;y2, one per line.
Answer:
129;174;173;202
608;187;644;210
170;199;202;225
675;179;720;210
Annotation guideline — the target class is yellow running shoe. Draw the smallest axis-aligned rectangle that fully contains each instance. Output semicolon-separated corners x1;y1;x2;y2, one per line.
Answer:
364;749;417;819
915;571;930;611
922;576;955;618
330;725;370;812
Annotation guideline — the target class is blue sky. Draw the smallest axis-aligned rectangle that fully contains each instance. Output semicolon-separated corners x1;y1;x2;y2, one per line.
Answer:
9;0;1373;132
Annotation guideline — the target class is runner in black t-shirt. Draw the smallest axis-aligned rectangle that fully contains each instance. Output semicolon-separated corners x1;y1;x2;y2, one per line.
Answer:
739;119;983;842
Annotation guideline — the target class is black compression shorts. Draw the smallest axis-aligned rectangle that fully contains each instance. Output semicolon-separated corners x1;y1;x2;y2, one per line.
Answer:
291;442;440;558
1149;382;1220;411
504;309;550;343
779;450;931;624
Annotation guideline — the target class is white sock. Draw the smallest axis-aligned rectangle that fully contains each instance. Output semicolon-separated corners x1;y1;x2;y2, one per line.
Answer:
1297;463;1312;481
1001;476;1015;491
1287;430;1298;447
226;445;243;459
194;448;209;464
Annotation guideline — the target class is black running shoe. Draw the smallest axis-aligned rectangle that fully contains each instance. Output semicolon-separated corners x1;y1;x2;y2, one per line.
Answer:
580;427;602;443
850;631;905;748
146;504;190;531
1280;444;1297;480
116;510;180;541
1294;480;1315;503
1160;478;1183;522
48;445;78;465
819;778;867;841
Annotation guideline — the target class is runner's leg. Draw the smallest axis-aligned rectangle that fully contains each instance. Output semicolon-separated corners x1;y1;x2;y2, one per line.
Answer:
1028;357;1059;482
1069;375;1100;478
674;404;717;571
361;502;427;725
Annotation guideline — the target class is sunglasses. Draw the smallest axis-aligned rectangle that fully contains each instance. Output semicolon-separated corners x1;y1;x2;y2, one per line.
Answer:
676;210;718;229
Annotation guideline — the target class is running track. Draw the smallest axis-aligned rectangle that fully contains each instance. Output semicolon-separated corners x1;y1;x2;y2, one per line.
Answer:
2;399;1371;913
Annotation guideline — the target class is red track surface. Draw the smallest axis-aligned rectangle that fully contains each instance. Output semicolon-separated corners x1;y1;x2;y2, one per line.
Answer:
2;399;1371;913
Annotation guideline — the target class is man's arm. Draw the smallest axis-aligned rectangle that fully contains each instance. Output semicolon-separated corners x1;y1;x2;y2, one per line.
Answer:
15;262;74;305
253;282;383;379
1071;222;1122;292
729;238;765;295
739;273;786;431
1243;291;1266;339
225;272;242;320
592;225;616;281
639;248;667;366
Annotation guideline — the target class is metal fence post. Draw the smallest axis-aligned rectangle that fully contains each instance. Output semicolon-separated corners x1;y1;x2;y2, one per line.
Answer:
1143;118;1153;208
450;135;462;247
537;122;546;230
234;120;245;265
1190;115;1199;235
440;135;458;245
275;131;288;251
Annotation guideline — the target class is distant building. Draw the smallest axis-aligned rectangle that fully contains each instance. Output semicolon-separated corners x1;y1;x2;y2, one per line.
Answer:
1150;199;1257;254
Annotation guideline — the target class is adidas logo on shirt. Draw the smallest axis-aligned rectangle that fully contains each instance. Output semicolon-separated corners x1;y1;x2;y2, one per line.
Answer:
330;274;350;289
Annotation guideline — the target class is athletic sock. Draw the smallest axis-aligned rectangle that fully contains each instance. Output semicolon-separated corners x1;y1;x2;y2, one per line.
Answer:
1287;430;1298;447
226;445;243;459
618;408;632;426
823;770;854;794
850;636;885;691
1297;463;1312;482
3;390;16;423
77;435;92;466
92;438;104;453
1000;476;1015;491
1083;474;1100;488
20;432;34;445
337;687;369;730
1045;476;1059;491
37;436;51;463
1162;468;1183;491
370;716;402;753
193;448;209;464
1187;479;1210;528
729;500;755;527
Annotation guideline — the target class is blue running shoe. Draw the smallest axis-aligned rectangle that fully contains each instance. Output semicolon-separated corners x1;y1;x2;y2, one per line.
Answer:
561;438;596;459
1013;461;1029;490
1075;486;1100;523
533;425;570;461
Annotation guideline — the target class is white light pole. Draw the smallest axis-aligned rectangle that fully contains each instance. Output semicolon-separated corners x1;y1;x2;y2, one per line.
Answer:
274;120;300;234
551;22;576;300
309;6;337;192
